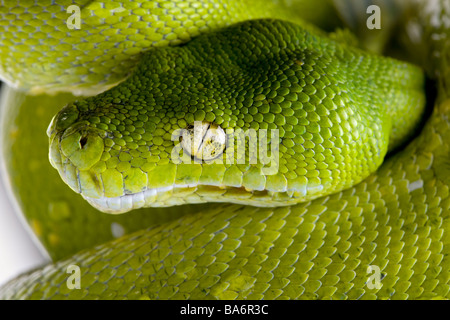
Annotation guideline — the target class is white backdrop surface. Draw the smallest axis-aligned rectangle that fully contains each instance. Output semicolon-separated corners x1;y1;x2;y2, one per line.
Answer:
0;170;49;287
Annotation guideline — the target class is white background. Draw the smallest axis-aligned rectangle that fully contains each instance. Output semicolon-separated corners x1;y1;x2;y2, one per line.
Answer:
0;170;49;287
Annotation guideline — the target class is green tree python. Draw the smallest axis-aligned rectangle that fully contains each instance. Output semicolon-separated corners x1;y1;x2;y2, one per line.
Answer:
0;0;449;299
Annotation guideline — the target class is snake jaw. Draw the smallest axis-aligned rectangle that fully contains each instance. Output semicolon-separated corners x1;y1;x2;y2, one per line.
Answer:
82;185;195;214
81;183;305;214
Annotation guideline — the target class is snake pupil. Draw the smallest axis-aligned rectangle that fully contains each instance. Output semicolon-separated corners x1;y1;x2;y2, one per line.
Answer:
180;121;226;162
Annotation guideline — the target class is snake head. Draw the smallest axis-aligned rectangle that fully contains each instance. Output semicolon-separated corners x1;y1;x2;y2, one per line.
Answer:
48;102;106;198
46;19;425;214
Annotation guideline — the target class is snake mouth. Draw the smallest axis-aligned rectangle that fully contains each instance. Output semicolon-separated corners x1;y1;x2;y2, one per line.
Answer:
82;184;199;214
82;183;305;214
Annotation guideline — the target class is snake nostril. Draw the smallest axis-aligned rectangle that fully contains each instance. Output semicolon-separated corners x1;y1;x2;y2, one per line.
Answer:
79;136;88;149
59;129;105;171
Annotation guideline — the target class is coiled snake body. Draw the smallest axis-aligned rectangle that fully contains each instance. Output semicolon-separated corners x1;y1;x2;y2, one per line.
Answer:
0;0;449;299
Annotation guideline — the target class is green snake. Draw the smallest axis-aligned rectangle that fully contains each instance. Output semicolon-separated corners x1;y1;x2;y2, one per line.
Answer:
0;0;449;299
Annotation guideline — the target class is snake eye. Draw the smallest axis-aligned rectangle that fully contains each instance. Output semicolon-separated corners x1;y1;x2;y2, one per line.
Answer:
180;121;226;161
